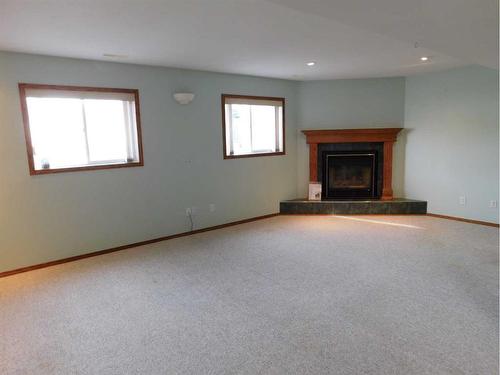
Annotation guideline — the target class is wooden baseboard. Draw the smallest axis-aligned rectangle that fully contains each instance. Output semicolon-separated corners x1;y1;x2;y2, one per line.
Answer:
427;213;499;228
0;213;279;279
2;211;496;278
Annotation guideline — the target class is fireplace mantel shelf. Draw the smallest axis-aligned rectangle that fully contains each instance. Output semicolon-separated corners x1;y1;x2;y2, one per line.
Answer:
302;128;403;200
301;128;402;144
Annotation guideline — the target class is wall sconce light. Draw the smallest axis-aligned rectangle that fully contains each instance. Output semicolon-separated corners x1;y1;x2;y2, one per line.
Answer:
173;92;195;105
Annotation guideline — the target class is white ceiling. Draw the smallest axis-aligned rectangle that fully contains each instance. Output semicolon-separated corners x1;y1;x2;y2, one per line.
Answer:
0;0;497;80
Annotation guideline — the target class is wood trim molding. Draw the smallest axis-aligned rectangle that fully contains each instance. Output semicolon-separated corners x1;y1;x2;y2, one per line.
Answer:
2;212;495;278
18;83;144;175
381;141;394;200
302;128;402;144
309;143;318;182
427;213;499;228
221;94;286;159
302;128;402;200
0;213;279;279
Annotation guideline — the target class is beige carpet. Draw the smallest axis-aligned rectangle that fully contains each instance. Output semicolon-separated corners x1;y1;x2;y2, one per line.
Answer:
0;215;498;374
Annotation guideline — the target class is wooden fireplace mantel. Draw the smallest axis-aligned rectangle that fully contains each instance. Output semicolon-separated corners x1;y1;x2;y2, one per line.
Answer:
302;128;402;200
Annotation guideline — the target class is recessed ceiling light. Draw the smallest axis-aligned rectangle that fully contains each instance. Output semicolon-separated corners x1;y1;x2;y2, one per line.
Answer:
306;62;316;66
420;56;429;62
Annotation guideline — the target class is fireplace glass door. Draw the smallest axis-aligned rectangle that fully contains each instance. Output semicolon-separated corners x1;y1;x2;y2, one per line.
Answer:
323;152;376;199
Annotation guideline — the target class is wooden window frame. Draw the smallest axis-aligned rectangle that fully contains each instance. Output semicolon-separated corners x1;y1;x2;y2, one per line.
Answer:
18;83;144;175
221;94;286;159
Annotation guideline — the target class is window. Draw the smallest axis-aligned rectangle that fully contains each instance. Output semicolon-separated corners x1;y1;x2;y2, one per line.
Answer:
19;83;143;175
222;94;285;158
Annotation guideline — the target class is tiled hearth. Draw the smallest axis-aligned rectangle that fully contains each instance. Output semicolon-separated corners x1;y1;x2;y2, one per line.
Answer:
280;198;427;215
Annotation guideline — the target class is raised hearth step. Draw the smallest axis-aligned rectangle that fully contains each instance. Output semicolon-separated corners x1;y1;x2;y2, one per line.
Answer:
280;198;427;215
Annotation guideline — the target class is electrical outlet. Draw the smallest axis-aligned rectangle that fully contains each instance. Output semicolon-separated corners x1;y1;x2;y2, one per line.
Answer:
459;196;466;206
489;200;498;208
185;207;192;216
209;203;216;212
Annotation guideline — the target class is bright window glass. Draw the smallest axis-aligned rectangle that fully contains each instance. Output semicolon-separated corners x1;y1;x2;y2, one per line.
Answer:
223;96;284;157
21;86;141;172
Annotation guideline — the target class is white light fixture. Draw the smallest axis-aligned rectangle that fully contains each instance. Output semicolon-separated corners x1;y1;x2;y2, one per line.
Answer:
420;56;429;62
102;53;128;59
173;92;195;105
306;61;316;66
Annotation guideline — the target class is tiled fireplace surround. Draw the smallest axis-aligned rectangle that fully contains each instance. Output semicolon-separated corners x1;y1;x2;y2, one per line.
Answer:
304;128;401;200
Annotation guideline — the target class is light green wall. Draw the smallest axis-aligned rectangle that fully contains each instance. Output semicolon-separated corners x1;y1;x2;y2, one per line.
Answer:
296;78;406;196
404;65;499;223
0;52;298;272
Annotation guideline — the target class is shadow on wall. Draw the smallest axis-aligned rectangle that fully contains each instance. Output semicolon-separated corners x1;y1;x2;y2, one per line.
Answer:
393;128;410;198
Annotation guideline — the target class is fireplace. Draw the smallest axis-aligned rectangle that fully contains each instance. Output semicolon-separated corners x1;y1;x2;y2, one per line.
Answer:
301;128;403;200
322;151;377;199
280;128;428;213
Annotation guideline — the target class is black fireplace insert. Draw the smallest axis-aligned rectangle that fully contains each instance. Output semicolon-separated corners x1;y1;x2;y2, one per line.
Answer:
322;151;378;199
